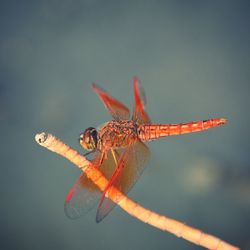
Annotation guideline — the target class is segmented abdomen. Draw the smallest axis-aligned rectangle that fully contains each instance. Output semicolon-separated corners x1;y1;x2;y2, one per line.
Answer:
137;118;227;141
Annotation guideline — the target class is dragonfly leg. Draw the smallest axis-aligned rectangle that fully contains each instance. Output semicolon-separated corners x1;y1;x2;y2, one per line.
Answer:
111;149;118;165
83;150;95;157
91;150;106;168
97;152;106;167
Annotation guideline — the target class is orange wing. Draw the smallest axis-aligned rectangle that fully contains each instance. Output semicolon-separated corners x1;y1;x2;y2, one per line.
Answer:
64;172;101;219
64;150;119;219
132;77;151;124
96;140;150;222
92;83;130;120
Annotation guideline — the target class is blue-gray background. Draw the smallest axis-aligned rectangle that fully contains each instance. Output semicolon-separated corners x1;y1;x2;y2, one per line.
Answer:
1;1;249;249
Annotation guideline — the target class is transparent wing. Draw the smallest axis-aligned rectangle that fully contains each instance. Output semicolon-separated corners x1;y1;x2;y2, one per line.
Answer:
64;150;118;219
64;173;101;219
96;140;150;222
132;77;151;124
92;83;130;120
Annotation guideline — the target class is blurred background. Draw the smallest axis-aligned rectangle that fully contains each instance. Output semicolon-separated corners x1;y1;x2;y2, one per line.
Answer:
0;1;249;249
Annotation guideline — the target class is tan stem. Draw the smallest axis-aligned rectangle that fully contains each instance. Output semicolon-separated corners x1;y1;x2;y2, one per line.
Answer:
35;132;239;250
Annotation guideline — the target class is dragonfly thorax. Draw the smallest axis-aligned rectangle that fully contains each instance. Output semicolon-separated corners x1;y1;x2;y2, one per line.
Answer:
79;127;98;151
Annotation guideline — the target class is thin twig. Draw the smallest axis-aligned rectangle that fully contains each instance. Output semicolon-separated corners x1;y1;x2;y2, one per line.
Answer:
35;132;239;250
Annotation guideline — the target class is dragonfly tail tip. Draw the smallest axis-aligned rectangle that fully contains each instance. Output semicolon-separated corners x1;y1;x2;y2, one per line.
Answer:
220;118;228;124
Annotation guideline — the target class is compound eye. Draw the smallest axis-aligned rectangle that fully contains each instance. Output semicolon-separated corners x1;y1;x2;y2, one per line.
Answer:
90;129;97;140
79;133;84;143
79;127;98;151
89;128;98;147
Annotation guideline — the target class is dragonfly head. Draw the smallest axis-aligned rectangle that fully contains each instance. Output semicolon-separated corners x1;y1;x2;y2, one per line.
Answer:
79;127;98;151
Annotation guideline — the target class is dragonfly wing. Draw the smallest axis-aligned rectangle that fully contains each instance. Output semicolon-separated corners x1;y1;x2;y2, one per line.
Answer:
92;83;130;120
132;77;151;124
64;150;118;219
64;172;101;219
96;147;131;222
96;140;150;222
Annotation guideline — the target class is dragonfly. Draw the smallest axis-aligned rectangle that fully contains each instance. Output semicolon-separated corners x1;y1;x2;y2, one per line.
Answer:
64;77;227;222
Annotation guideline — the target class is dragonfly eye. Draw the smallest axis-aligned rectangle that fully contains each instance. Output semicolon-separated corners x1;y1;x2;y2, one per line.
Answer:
79;127;98;151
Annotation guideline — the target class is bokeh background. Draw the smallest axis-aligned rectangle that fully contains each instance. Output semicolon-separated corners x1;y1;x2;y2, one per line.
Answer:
1;1;249;249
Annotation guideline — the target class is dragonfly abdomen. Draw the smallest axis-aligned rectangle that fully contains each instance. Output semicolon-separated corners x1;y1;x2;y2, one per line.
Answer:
137;118;227;141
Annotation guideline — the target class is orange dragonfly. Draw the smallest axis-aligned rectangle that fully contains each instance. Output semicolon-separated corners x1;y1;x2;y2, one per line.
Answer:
65;77;227;222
